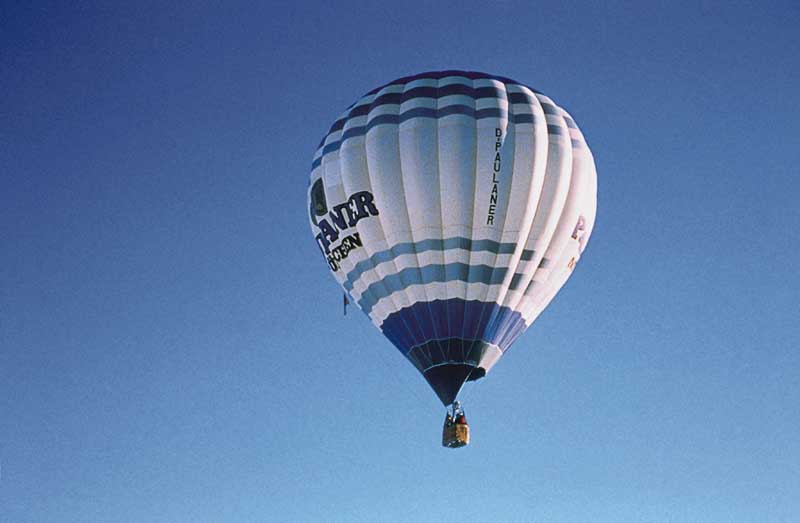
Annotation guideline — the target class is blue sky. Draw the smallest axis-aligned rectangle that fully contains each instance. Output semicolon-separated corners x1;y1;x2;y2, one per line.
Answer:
2;1;799;521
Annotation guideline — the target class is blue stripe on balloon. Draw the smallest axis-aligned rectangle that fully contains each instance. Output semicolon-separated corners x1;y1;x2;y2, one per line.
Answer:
312;110;582;169
343;237;534;293
364;70;539;95
540;102;560;115
370;84;506;106
311;87;555;170
357;263;531;315
512;113;536;124
338;83;512;132
358;263;502;315
379;298;527;353
311;104;535;170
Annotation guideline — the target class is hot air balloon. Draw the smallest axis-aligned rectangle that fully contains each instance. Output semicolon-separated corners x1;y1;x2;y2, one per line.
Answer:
307;70;597;446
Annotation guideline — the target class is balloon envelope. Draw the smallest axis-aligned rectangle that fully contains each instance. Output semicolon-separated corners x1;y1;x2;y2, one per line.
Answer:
308;71;597;405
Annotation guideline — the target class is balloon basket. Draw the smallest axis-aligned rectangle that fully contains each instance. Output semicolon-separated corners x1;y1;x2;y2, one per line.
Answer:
442;404;470;448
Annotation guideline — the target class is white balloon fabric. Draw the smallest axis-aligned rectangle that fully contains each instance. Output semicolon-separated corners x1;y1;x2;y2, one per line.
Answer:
308;71;597;405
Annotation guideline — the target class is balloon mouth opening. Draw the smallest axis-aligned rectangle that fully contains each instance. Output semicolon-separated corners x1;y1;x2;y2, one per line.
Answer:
423;364;486;406
403;337;503;405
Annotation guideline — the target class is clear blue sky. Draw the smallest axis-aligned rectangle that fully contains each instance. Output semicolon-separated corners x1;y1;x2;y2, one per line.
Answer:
2;1;799;522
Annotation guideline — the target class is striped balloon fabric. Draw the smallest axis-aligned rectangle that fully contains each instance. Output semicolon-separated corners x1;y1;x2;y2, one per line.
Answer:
308;71;597;406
